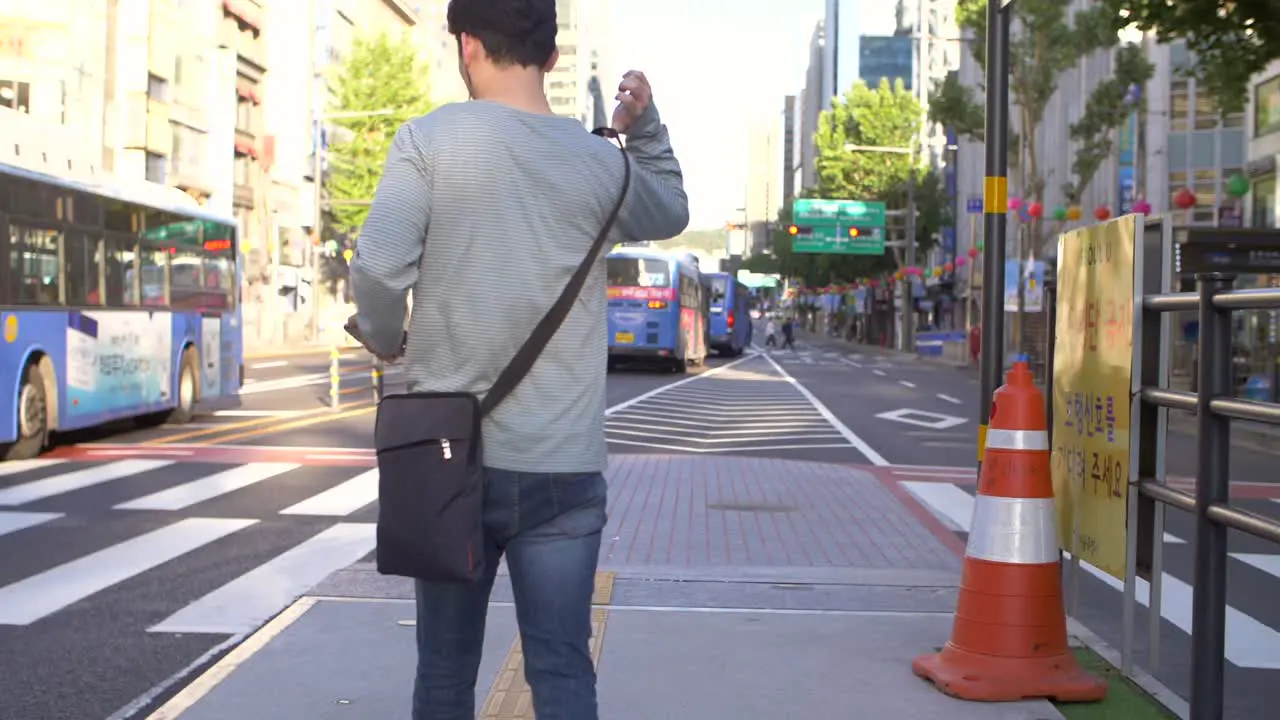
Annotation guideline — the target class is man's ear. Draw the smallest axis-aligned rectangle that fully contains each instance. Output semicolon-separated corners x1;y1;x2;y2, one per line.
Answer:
543;48;559;74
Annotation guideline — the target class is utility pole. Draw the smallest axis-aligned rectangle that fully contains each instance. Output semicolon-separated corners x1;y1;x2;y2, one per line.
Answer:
977;0;1015;468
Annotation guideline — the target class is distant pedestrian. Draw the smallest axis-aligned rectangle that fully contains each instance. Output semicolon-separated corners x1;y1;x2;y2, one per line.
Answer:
347;0;689;717
781;317;796;350
765;318;778;347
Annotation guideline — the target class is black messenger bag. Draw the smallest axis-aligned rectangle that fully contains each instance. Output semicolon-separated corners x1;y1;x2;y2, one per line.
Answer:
374;138;631;583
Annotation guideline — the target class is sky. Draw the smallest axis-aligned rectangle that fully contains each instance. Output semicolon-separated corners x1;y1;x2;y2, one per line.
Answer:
605;0;827;231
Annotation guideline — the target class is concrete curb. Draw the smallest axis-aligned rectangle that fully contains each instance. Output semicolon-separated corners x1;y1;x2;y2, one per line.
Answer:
1066;616;1190;719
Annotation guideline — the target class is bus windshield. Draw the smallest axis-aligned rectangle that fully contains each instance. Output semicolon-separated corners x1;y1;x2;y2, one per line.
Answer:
608;256;670;287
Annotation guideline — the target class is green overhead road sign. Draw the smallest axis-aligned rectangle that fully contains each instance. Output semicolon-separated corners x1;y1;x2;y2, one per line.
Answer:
793;198;887;227
790;199;887;255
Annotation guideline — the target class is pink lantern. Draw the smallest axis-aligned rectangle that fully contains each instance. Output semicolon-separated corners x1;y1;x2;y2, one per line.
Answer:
1007;197;1022;211
1028;202;1044;218
1133;199;1153;214
956;256;968;267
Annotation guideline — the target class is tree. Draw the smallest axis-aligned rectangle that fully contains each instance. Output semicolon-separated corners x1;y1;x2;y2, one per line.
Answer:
768;79;951;286
1099;0;1279;114
327;32;435;237
929;0;1152;235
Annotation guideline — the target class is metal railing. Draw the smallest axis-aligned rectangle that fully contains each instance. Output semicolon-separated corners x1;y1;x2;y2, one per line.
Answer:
1137;273;1280;719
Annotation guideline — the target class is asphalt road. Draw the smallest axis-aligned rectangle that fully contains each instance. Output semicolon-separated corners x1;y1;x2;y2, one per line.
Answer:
1;334;1277;719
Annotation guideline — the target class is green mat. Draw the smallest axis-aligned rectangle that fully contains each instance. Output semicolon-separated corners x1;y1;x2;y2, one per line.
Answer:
1054;647;1179;719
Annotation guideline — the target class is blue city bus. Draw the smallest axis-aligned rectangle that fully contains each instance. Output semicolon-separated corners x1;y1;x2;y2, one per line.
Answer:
606;249;708;373
704;272;752;356
0;163;243;460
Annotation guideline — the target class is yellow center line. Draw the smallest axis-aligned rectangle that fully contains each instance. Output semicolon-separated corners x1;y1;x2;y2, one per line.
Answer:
480;571;616;719
200;403;376;445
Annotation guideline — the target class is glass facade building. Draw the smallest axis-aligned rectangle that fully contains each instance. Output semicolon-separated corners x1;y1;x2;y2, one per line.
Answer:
859;35;912;91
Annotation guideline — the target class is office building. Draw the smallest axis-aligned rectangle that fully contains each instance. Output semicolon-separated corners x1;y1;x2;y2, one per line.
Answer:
0;0;112;179
859;35;912;91
798;21;825;191
547;0;609;127
1247;59;1280;228
745;118;782;256
782;94;796;201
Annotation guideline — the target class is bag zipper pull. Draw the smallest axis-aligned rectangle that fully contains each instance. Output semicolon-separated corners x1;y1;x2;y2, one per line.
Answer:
440;439;452;460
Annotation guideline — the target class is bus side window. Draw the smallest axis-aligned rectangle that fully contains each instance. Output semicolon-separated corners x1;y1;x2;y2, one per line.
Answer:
9;224;62;305
64;231;103;306
106;236;141;307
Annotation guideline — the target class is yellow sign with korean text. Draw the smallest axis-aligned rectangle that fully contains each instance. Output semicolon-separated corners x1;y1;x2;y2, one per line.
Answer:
1051;215;1137;581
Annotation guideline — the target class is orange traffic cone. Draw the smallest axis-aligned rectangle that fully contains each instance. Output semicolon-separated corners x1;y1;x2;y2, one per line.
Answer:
912;360;1107;702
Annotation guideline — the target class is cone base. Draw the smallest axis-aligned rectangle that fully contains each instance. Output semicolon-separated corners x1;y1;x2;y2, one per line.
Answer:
912;643;1108;703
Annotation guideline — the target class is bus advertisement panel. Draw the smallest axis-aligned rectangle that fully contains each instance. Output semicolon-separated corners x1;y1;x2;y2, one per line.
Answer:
0;163;243;460
606;250;707;373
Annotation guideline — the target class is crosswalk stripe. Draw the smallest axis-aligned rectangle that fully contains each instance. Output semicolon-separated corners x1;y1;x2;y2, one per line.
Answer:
148;522;377;634
0;459;173;506
0;510;62;537
113;462;301;511
0;459;66;477
0;517;255;625
902;480;1280;669
278;469;379;516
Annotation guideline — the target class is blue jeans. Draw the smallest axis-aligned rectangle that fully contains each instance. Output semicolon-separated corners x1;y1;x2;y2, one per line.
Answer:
412;468;607;720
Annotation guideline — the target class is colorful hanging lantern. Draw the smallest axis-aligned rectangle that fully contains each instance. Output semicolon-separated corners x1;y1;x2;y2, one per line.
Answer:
944;261;955;273
1133;199;1152;214
1094;205;1111;220
1028;202;1044;219
977;240;985;251
1052;206;1067;221
1173;187;1196;210
1227;173;1250;198
968;246;979;259
1007;197;1022;211
1066;206;1082;221
956;256;968;267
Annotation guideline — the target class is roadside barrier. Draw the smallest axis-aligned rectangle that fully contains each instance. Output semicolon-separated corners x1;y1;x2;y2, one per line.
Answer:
327;348;388;410
913;360;1107;703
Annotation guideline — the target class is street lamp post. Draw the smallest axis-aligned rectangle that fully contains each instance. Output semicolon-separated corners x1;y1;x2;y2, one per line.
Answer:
844;143;916;352
308;107;398;341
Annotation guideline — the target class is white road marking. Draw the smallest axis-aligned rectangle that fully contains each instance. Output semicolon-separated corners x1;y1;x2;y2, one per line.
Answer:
249;360;289;370
149;523;376;634
875;408;967;430
0;459;66;478
0;511;62;537
605;355;758;415
211;410;305;418
278;469;379;516
0;459;174;506
873;369;887;377
759;353;888;465
0;518;256;625
115;463;301;511
899;381;916;388
938;394;963;405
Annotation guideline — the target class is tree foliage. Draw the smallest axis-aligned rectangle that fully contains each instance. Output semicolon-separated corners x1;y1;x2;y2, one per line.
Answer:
766;79;951;286
1100;0;1279;114
327;32;435;236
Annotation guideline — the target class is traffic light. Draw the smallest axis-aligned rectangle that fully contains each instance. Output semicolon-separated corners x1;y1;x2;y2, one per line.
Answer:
787;225;813;236
848;227;860;238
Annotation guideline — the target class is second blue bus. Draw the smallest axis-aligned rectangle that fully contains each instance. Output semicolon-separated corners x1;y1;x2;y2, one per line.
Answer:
704;272;752;356
606;249;708;373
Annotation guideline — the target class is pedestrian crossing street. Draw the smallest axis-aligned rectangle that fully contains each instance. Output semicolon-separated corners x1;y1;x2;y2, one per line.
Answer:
900;477;1280;671
0;458;381;635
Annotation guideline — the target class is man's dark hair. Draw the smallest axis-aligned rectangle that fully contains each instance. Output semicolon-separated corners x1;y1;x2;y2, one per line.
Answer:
447;0;557;68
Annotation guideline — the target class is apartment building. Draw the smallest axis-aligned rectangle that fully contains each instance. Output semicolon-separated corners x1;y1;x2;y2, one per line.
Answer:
547;0;608;127
0;0;111;178
1247;59;1280;228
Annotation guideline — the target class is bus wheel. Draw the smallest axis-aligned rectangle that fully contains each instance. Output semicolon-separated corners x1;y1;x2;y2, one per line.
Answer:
5;364;48;461
169;349;199;424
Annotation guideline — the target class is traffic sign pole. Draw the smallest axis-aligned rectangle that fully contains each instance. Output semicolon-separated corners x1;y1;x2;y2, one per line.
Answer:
978;0;1013;469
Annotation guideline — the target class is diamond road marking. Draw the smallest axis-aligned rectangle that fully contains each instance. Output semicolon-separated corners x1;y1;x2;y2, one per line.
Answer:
875;408;967;430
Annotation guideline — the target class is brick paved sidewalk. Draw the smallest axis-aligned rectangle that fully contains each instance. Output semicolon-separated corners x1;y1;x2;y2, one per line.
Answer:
145;455;1073;720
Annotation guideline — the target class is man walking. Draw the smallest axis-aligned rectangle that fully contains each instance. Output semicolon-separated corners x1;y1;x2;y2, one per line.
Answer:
347;1;689;718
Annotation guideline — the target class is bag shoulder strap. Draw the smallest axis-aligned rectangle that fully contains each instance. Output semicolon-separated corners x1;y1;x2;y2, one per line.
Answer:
480;136;632;416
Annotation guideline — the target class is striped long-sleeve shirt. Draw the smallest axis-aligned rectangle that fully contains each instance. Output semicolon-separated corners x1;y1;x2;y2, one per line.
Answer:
349;99;688;473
